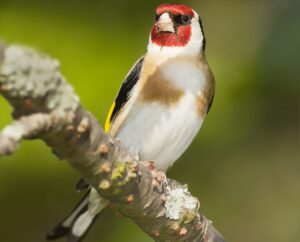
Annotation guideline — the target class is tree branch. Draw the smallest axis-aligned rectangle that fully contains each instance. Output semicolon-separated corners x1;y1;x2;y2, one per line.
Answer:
0;43;226;242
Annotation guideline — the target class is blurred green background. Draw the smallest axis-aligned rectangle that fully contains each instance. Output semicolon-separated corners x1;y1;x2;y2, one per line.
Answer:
0;0;299;241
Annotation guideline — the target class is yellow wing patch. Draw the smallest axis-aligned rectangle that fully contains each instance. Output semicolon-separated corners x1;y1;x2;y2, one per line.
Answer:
104;101;116;132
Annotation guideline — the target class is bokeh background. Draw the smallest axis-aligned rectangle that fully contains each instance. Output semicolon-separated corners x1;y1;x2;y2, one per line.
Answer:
0;0;299;241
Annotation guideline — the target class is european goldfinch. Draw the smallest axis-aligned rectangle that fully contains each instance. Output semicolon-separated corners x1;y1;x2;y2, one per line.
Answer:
47;3;215;242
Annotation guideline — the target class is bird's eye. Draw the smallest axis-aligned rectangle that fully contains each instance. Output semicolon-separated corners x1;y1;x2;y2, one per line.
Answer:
155;14;160;21
173;15;191;25
181;15;191;24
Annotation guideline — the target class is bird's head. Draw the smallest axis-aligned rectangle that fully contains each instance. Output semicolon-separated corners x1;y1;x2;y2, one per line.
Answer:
148;4;206;56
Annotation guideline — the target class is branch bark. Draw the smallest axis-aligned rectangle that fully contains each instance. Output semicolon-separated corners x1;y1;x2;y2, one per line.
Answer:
0;43;226;242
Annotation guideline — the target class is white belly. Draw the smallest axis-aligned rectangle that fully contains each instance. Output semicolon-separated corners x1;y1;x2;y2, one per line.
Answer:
115;93;203;172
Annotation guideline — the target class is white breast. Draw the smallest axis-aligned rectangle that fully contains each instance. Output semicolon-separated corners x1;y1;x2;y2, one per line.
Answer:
115;56;206;172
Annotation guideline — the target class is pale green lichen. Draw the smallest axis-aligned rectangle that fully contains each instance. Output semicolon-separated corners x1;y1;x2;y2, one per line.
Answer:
111;162;126;181
0;45;79;115
181;208;198;224
110;161;137;195
99;179;111;190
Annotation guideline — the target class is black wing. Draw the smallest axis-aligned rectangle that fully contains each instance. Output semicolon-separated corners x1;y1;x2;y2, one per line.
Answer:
105;56;144;130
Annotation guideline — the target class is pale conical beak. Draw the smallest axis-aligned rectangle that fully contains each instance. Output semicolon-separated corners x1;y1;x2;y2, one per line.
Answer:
155;12;175;33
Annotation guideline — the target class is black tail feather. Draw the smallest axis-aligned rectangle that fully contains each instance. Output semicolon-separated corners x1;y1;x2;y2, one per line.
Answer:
67;213;100;242
46;191;90;241
46;225;70;240
46;202;89;240
75;179;90;193
46;189;107;242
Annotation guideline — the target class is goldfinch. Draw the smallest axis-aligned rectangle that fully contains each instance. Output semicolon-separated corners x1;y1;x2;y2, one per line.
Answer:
47;3;215;242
